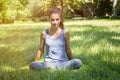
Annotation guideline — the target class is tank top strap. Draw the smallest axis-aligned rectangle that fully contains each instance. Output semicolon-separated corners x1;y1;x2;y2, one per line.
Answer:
45;29;65;40
45;29;49;34
60;29;65;40
61;29;64;34
44;29;48;38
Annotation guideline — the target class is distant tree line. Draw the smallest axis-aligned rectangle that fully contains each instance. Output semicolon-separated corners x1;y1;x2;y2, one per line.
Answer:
0;0;120;23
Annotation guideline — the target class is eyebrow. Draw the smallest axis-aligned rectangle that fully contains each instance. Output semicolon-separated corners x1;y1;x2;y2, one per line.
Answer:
51;18;60;20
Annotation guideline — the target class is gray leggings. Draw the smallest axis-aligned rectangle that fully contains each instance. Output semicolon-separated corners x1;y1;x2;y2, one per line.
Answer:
30;59;82;70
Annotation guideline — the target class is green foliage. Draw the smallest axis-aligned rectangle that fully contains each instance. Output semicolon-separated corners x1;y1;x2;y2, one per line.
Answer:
0;0;120;23
0;0;10;23
117;0;120;15
94;0;112;17
0;0;25;23
19;0;28;6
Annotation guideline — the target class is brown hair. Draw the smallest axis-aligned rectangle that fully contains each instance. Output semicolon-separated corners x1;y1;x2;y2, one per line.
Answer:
48;8;64;29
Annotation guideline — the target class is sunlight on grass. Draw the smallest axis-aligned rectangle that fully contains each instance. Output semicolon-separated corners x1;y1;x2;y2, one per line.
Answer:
19;66;30;70
71;35;83;41
65;20;120;27
0;20;120;80
0;66;15;72
0;65;30;72
70;27;88;32
0;43;9;47
111;36;120;40
0;22;50;28
90;44;101;54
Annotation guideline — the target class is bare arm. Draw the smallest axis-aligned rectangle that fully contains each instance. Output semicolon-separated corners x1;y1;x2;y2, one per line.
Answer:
34;31;45;61
64;30;73;60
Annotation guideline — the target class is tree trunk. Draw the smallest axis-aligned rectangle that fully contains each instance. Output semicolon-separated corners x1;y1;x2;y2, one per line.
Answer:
86;3;94;19
113;0;118;18
60;0;63;11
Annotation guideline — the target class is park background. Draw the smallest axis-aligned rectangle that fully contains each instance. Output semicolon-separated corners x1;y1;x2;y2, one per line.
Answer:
0;0;120;23
0;0;120;80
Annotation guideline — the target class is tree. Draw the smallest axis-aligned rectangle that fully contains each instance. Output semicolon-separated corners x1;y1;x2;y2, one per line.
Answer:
0;0;11;23
0;0;28;23
112;0;118;18
50;0;65;11
28;0;52;21
94;0;112;17
83;0;94;19
66;0;94;19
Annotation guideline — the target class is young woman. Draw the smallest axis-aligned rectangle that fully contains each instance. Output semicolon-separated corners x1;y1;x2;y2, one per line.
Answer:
30;8;82;70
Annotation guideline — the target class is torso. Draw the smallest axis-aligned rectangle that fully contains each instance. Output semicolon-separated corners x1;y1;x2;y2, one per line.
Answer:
44;28;68;62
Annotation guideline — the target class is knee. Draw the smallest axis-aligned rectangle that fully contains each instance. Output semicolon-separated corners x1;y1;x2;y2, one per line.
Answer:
73;59;82;68
29;62;36;69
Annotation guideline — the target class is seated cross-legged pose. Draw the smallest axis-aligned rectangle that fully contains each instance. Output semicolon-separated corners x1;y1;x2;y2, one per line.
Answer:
30;8;82;70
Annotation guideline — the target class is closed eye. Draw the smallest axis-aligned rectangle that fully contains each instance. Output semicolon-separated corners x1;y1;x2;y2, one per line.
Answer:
51;18;60;21
56;19;60;21
51;19;54;21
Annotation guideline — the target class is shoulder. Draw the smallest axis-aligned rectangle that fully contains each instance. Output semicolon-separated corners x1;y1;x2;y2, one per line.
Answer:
40;30;45;35
64;29;70;39
40;30;46;39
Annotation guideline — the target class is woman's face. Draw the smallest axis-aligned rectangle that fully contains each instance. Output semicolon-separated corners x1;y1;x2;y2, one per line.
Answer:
49;13;61;28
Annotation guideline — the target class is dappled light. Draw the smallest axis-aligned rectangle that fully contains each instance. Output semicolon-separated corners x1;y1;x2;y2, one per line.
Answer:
0;20;120;80
90;44;101;54
0;66;15;72
0;0;120;79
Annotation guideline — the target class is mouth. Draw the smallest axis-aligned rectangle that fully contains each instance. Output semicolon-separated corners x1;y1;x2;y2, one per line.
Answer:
53;24;57;26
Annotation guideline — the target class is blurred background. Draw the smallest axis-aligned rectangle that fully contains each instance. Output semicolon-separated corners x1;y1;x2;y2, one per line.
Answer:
0;0;120;24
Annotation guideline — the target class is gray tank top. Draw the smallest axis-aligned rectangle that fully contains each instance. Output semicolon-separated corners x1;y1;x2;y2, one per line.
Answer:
45;29;68;62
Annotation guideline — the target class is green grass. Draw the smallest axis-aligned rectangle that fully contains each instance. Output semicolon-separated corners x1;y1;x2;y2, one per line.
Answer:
0;20;120;80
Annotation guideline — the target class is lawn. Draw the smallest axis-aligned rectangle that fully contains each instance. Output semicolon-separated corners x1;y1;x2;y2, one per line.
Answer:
0;20;120;80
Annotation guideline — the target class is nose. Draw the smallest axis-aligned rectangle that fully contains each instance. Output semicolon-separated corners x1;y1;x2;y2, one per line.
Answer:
53;20;57;24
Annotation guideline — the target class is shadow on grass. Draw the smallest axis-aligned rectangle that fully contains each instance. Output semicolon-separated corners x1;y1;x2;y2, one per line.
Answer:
70;25;120;47
75;50;120;80
0;68;83;80
0;24;120;80
69;24;120;79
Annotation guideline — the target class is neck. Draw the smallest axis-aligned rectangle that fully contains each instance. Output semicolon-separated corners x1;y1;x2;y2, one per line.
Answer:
49;26;62;35
50;26;60;32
